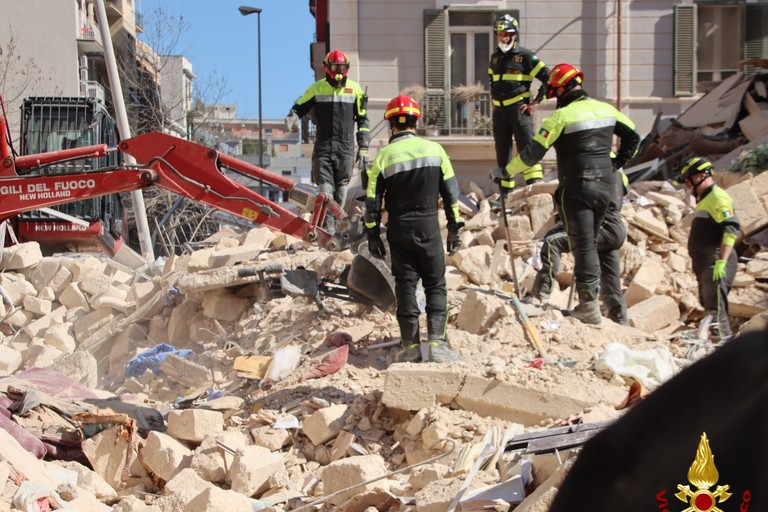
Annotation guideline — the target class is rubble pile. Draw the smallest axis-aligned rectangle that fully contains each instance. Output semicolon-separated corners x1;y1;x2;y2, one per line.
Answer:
0;167;766;510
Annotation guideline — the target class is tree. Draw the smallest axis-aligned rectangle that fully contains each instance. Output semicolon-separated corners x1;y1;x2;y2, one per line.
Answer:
116;5;233;255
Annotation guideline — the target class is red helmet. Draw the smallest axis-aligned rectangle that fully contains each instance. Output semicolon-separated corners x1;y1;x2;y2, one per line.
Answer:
547;63;584;98
323;50;350;81
384;94;421;121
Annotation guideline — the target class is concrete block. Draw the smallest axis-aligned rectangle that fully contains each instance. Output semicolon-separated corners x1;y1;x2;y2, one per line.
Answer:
131;279;160;311
23;306;67;338
82;426;133;490
160;467;211;510
320;455;388;506
5;309;34;329
30;258;71;294
187;485;255;511
382;366;464;411
44;323;77;353
455;288;507;334
448;245;493;285
624;257;666;307
38;286;55;301
627;295;680;332
168;300;198;343
301;404;349;446
0;345;22;376
24;341;63;368
464;200;493;231
58;282;89;310
141;431;193;482
187;247;216;273
0;273;37;306
1;241;42;269
54;351;98;388
201;289;250;322
167;409;224;443
239;226;277;249
160;353;213;389
228;445;284;497
61;255;103;282
527;193;555;234
493;214;533;241
108;324;146;377
727;179;768;236
55;460;117;501
23;295;52;316
250;425;291;451
415;477;465;512
645;190;686;208
77;271;117;296
456;373;623;424
72;308;114;342
629;208;670;239
191;430;249;483
208;245;263;269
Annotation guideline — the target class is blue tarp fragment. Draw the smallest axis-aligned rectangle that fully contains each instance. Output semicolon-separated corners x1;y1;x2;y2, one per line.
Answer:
125;344;194;378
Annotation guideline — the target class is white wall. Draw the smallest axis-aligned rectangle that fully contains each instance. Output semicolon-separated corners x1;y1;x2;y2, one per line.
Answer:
0;0;82;138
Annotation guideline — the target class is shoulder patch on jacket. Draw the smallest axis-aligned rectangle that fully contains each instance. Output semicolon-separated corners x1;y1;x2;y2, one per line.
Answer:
538;127;550;138
344;88;353;94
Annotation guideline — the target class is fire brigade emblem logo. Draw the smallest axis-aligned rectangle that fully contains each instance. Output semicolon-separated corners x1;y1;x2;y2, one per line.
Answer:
675;433;732;512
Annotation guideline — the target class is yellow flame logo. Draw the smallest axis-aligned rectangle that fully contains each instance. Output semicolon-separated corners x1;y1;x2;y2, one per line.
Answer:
675;433;732;512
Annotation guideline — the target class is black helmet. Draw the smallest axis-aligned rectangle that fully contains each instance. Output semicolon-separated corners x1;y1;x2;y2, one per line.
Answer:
675;156;713;185
494;14;519;34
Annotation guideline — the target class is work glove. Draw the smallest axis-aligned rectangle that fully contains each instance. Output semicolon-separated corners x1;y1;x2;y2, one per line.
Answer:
446;222;464;255
366;226;386;259
285;111;299;132
713;259;727;282
491;167;515;190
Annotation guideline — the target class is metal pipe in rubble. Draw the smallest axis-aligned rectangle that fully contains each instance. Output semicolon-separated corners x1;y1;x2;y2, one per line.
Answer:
94;0;155;262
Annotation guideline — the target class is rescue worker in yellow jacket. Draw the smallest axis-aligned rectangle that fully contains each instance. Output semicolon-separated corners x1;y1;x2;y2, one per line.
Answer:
496;63;640;325
676;156;740;340
364;95;463;363
489;14;549;186
285;50;370;232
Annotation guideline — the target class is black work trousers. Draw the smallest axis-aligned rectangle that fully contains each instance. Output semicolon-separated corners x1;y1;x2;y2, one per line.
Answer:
693;251;737;338
597;215;627;319
535;215;627;318
558;178;613;290
386;214;447;344
312;145;354;208
492;104;534;168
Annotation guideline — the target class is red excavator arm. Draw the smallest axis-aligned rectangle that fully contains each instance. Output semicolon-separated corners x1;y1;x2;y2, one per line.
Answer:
0;132;347;249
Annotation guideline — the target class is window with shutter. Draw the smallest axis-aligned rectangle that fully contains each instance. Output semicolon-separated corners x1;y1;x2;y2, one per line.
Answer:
744;4;767;76
674;4;697;96
424;9;448;129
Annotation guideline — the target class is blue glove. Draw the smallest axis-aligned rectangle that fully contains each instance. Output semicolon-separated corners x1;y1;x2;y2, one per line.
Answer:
366;227;386;259
713;259;726;282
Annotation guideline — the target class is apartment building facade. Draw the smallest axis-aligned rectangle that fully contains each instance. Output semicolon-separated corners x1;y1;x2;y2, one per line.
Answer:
308;0;768;187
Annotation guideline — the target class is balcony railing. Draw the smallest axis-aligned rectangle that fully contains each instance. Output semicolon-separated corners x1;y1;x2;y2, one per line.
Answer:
422;90;493;137
80;80;106;104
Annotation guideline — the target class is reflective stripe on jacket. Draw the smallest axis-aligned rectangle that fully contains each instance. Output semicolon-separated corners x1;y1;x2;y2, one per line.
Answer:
688;184;740;272
364;131;460;228
512;91;640;180
488;47;549;105
291;78;369;148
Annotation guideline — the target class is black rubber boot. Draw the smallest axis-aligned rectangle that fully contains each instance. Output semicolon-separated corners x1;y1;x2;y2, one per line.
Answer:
572;281;602;325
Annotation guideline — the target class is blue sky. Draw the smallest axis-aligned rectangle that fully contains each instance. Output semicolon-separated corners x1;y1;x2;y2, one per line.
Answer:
137;0;316;120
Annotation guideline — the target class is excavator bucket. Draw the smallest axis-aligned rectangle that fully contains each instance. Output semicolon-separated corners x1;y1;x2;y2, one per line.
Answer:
345;253;396;309
325;214;396;309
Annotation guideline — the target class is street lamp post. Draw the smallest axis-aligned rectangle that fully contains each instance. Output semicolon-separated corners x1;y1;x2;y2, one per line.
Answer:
238;5;264;194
